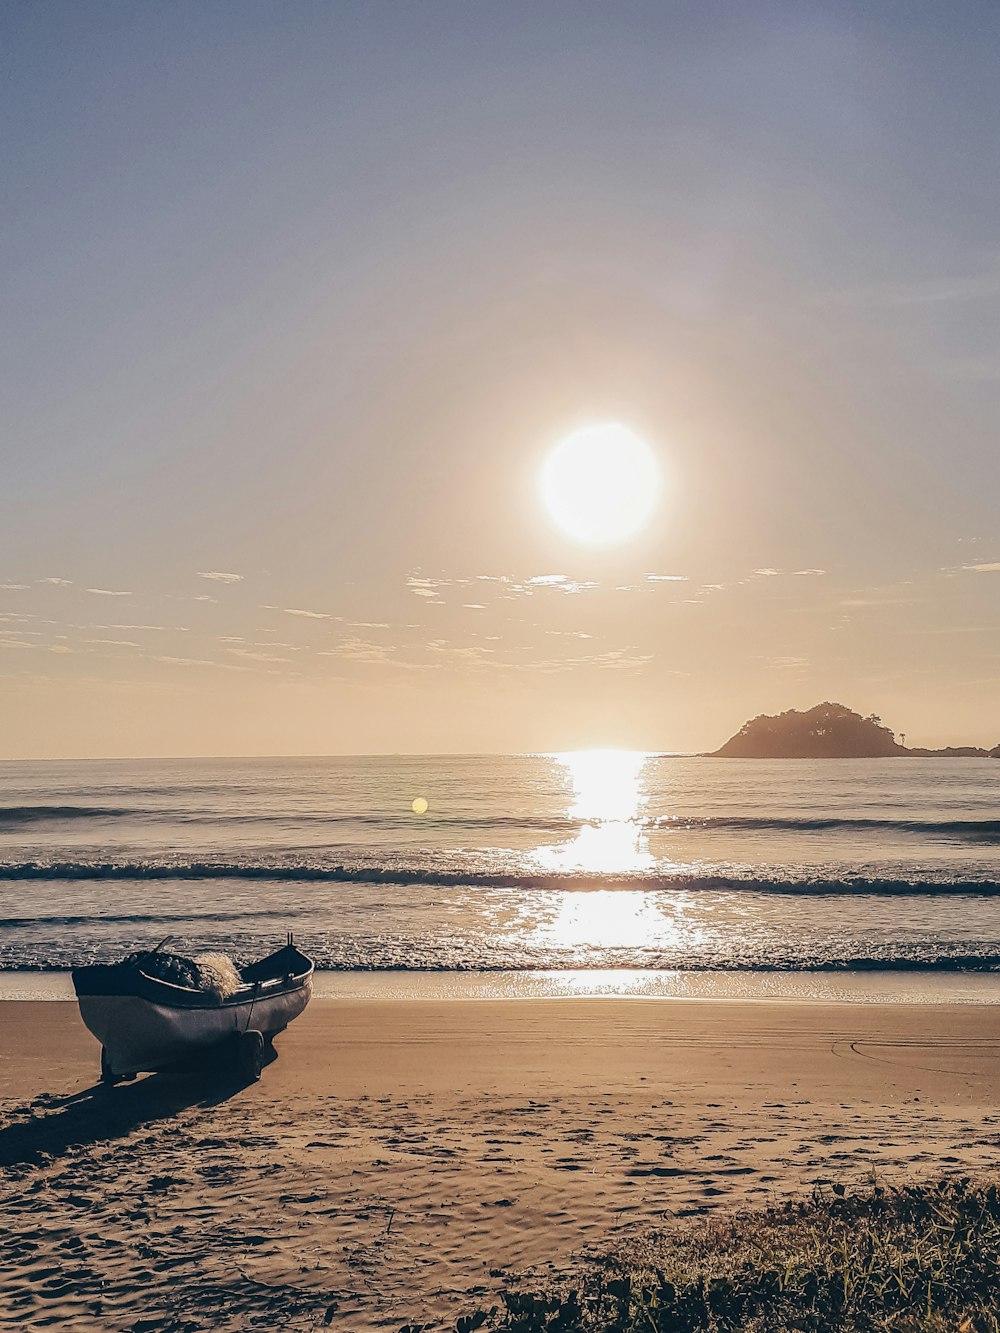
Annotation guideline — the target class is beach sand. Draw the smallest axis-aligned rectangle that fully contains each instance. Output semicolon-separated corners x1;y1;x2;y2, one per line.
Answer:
1;997;998;1331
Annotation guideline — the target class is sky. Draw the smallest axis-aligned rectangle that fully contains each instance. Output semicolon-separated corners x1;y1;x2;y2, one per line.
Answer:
2;1;999;757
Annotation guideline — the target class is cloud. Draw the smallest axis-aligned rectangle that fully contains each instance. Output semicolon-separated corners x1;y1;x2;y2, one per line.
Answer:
153;654;249;671
197;571;243;583
106;623;189;632
731;567;828;589
425;641;497;666
588;648;653;671
740;567;825;582
227;647;293;664
407;576;445;601
281;607;334;619
409;571;600;602
524;575;598;594
476;573;597;596
646;573;687;582
960;562;1000;573
86;588;132;597
841;592;919;608
528;647;654;675
0;583;28;591
39;577;72;586
408;636;654;675
320;637;398;665
83;638;141;648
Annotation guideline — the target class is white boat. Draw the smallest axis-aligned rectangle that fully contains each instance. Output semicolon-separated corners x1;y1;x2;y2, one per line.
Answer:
72;937;313;1084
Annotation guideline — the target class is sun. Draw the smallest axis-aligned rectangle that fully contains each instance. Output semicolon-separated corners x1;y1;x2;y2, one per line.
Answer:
540;423;660;546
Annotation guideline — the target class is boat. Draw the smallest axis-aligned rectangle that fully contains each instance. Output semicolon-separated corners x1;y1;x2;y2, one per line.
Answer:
72;936;313;1085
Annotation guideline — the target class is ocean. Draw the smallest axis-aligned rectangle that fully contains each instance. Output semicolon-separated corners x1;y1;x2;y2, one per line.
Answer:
0;753;998;983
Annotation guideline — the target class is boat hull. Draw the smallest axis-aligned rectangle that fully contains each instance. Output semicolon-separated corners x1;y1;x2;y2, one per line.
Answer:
77;979;312;1078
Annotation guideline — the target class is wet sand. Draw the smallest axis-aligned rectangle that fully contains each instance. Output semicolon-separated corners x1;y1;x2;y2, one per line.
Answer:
1;997;998;1330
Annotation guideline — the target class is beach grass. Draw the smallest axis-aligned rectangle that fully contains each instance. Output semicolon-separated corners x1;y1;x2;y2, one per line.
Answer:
446;1176;1000;1333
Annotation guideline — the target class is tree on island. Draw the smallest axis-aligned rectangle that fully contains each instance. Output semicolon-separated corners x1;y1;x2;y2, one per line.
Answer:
712;702;904;758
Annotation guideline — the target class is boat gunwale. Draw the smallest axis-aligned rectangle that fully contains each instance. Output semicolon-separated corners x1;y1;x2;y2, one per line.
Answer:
73;951;314;1011
130;965;313;1010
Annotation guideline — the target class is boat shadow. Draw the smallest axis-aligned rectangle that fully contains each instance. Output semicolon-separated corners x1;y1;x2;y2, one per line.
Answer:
0;1046;278;1170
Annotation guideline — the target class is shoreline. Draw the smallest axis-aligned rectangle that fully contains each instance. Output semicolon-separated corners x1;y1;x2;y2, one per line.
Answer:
3;966;1000;1004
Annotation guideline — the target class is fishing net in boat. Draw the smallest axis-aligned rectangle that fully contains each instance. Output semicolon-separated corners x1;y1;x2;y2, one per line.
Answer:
192;952;243;998
124;948;243;997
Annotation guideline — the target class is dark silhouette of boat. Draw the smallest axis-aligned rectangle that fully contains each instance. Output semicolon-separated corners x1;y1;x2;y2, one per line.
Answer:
72;936;313;1084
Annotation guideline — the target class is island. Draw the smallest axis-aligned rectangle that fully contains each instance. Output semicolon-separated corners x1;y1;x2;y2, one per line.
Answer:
711;701;1000;759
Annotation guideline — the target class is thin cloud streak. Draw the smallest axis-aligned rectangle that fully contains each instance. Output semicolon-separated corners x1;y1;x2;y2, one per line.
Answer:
227;647;294;663
153;655;250;671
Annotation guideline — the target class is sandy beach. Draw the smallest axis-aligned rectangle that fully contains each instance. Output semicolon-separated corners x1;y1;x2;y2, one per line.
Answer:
1;996;998;1331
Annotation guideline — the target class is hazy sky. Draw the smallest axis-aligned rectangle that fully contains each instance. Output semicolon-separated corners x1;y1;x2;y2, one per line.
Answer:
3;2;999;756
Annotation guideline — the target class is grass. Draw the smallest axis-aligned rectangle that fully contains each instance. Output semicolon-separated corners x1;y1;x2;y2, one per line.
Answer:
436;1176;1000;1333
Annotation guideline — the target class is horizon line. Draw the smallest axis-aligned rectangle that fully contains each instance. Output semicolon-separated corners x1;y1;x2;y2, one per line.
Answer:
0;748;697;764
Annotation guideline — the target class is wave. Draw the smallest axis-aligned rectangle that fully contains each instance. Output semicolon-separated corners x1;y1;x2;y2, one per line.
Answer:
3;954;999;974
0;805;132;825
0;908;286;929
0;859;998;895
274;954;1000;974
3;806;998;842
652;815;1000;843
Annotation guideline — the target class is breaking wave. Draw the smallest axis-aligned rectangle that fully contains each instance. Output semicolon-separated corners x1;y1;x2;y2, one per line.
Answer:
3;805;999;842
652;815;1000;843
0;805;132;825
0;859;998;895
3;946;999;974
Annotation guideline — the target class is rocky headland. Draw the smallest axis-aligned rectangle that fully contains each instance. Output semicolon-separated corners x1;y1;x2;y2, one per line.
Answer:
712;701;1000;759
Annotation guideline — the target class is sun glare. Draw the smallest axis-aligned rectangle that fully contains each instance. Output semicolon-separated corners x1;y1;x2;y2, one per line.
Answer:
540;423;660;546
535;749;654;875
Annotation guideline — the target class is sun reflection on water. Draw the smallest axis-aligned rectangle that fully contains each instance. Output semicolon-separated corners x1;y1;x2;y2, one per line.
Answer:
535;748;654;874
520;751;704;962
536;888;662;947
